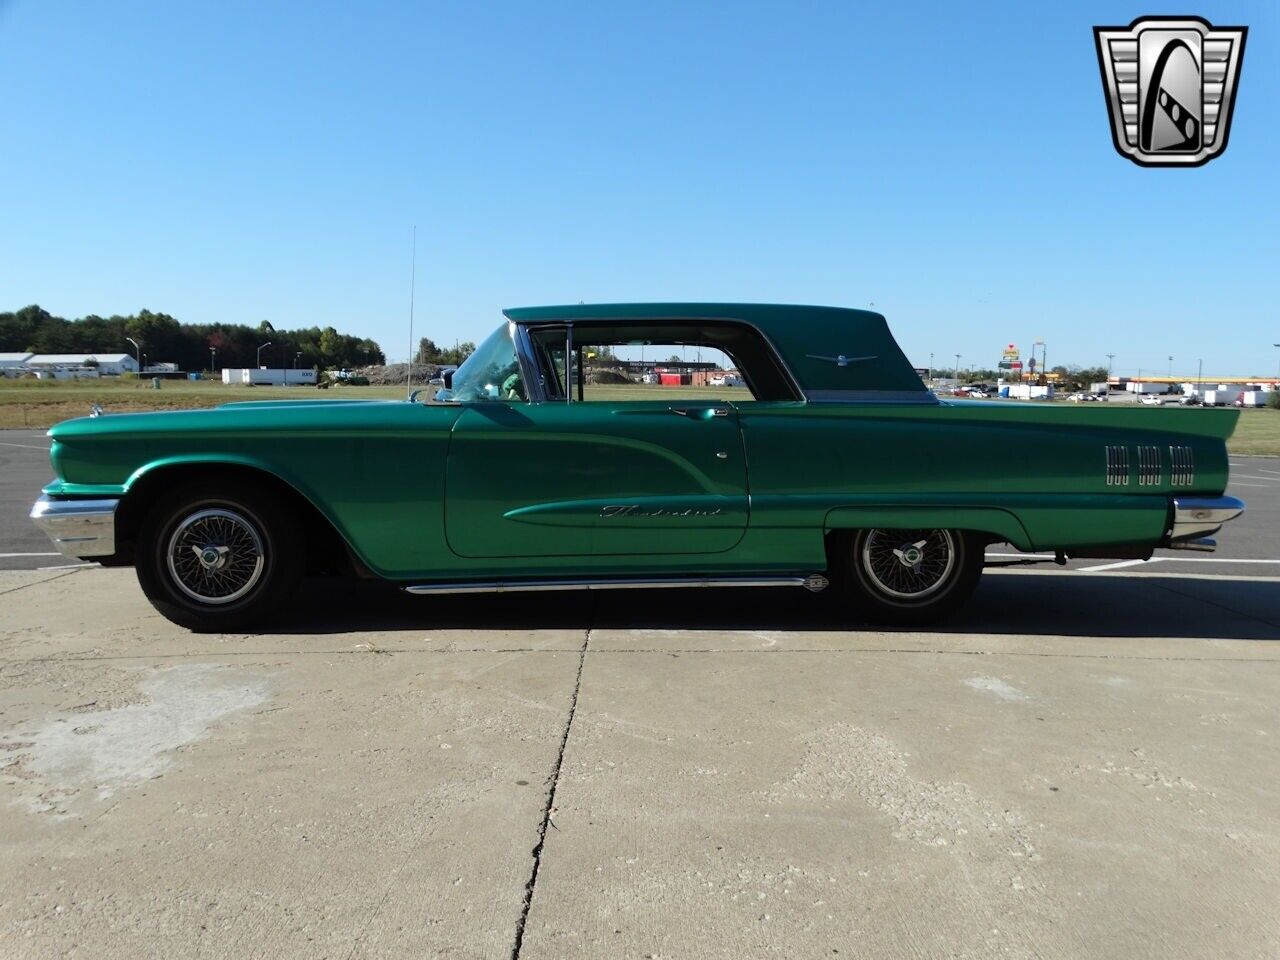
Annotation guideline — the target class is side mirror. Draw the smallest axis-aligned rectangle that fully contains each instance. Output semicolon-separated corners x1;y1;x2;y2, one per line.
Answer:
442;369;454;388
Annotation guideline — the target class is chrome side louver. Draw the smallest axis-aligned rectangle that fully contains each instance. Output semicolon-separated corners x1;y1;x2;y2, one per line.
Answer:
1106;445;1130;486
1137;445;1162;485
1169;445;1195;486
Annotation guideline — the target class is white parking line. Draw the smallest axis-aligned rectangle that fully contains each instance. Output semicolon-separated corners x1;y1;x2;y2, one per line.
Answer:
1078;558;1158;572
0;441;51;451
1155;557;1280;564
0;552;60;558
37;562;96;570
1231;483;1272;488
1229;474;1280;481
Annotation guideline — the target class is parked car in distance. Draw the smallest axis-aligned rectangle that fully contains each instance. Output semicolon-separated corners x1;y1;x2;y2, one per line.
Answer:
1069;392;1101;402
1140;393;1175;406
31;303;1246;631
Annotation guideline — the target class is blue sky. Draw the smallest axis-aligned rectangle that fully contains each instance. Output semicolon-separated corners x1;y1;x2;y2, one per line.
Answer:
2;1;1276;376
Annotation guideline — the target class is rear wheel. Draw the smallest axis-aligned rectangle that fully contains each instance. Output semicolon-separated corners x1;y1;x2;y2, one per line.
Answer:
838;528;983;626
135;481;301;631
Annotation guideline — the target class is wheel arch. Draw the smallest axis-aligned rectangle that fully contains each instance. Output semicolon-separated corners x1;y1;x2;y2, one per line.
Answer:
115;457;375;577
823;505;1034;552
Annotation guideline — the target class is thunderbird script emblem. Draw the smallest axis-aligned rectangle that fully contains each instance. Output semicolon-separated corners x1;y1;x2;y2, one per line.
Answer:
1094;16;1246;167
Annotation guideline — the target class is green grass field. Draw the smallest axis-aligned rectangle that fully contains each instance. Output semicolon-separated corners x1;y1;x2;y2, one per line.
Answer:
2;377;1276;455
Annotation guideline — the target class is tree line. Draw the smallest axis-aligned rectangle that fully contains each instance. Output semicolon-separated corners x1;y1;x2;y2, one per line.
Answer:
0;305;385;371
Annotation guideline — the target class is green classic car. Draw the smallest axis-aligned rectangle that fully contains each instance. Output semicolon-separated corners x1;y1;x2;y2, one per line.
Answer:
31;303;1244;630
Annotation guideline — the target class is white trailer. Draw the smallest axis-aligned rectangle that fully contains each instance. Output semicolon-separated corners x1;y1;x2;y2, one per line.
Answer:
222;368;317;386
1203;389;1243;407
1128;382;1170;394
1238;391;1269;408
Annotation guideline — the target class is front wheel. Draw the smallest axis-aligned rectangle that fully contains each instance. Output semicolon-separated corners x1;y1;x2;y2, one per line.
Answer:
135;481;302;632
837;528;983;626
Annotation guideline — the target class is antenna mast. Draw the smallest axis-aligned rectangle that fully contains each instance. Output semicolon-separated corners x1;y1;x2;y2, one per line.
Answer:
406;225;417;400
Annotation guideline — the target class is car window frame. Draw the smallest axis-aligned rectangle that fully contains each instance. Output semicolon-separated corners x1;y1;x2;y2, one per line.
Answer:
517;318;803;404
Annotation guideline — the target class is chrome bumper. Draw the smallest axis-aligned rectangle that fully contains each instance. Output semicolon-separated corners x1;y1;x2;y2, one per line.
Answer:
29;496;120;559
1167;496;1245;547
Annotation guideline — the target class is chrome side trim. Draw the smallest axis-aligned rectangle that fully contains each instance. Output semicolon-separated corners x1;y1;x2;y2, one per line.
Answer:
30;496;119;559
804;389;939;404
404;575;813;595
1168;495;1244;542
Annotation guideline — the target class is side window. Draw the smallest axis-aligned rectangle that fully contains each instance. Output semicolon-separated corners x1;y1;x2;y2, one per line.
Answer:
578;342;756;402
525;322;795;402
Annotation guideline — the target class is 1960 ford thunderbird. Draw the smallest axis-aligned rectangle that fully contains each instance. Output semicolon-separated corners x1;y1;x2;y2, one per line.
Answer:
31;303;1244;631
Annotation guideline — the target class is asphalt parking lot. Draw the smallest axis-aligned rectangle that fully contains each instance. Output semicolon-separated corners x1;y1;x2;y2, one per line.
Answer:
2;428;1278;958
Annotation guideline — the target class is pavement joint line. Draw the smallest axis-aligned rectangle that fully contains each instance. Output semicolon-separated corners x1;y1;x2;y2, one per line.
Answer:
4;648;1278;665
510;625;591;960
0;567;85;596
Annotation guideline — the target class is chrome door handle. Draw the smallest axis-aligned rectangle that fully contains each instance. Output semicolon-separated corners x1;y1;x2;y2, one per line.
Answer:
670;406;731;419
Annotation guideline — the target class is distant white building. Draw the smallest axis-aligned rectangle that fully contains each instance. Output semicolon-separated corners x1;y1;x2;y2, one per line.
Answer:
25;353;139;375
0;352;33;375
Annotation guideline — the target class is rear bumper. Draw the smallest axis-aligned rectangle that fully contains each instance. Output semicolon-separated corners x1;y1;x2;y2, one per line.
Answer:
1166;496;1245;545
29;496;120;559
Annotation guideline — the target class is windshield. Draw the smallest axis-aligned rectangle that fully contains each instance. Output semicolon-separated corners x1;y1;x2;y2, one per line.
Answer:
436;323;526;402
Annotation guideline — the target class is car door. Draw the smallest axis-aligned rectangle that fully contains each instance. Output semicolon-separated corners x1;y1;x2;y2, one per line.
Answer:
444;399;749;558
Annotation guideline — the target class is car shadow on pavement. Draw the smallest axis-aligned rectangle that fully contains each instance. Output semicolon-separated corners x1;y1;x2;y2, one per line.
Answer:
277;572;1280;642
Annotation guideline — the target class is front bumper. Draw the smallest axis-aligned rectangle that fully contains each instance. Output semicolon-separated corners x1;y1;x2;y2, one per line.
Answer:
1166;495;1246;549
30;496;120;559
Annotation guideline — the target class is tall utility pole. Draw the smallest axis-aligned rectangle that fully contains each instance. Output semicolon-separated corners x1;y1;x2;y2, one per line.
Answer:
1197;358;1203;385
406;226;417;399
929;352;934;379
257;341;272;368
1274;344;1280;380
1168;355;1173;377
1106;353;1115;378
210;347;217;372
125;336;141;372
954;353;962;380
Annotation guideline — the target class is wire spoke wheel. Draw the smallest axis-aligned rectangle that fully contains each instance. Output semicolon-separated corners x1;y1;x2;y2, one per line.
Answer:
859;528;957;602
166;507;266;605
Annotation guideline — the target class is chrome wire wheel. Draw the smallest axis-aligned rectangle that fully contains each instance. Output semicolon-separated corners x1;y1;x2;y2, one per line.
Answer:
165;507;266;605
859;528;957;602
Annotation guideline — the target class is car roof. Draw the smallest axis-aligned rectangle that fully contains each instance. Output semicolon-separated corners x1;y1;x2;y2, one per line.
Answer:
503;302;883;325
502;303;927;399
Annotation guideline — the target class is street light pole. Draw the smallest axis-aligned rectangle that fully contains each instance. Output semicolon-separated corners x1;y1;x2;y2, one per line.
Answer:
954;353;961;380
294;352;301;369
257;341;273;368
125;336;140;372
210;347;216;372
1168;355;1173;378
